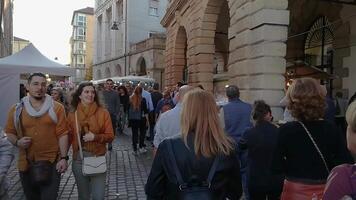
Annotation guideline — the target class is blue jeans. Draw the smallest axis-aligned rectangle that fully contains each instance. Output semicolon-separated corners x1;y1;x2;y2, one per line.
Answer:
72;159;106;200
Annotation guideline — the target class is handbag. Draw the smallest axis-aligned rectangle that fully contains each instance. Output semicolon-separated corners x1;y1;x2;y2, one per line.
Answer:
16;110;53;185
28;160;53;185
75;111;107;176
281;121;329;200
167;139;219;200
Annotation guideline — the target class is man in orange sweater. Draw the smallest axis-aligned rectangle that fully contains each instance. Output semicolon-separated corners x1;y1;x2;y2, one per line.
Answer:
4;73;69;200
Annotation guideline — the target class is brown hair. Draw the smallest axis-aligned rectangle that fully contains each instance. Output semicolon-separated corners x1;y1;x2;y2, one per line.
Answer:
287;78;326;121
130;86;143;111
71;82;101;111
180;89;234;157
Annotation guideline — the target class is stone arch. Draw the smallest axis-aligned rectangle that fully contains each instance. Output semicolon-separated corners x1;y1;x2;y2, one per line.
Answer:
137;57;147;76
194;0;230;91
105;67;111;78
115;64;122;76
96;70;102;79
172;26;188;85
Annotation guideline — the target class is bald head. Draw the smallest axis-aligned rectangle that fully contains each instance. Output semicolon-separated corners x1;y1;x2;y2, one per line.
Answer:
177;85;193;102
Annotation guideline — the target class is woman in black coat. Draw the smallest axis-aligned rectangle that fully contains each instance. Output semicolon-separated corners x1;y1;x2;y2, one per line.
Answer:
145;89;242;200
239;100;284;200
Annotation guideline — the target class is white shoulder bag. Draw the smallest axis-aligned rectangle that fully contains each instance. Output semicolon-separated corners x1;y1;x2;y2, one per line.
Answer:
75;111;107;176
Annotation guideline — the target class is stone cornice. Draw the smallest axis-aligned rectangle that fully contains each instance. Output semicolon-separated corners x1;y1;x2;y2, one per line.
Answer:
161;0;188;27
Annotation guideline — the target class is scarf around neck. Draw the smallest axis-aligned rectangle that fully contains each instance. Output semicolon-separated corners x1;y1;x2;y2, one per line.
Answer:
77;102;98;127
14;94;57;132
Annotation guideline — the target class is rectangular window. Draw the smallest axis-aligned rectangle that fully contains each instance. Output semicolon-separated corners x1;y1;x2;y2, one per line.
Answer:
77;15;86;26
76;27;85;40
149;7;158;16
77;55;85;64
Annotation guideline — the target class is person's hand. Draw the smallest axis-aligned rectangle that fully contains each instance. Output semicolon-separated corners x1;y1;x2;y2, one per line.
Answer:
83;131;95;142
56;159;68;173
17;137;32;149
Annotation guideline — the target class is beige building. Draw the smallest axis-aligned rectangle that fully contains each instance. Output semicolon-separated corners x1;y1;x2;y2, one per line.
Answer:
12;36;29;54
70;7;94;83
162;0;356;119
93;0;167;86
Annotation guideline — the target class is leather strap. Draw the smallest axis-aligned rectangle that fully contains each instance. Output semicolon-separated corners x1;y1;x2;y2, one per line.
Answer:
298;121;330;174
75;111;84;160
167;139;219;189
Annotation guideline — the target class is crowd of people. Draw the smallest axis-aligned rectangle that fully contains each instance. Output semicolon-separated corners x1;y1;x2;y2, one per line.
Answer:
0;72;356;200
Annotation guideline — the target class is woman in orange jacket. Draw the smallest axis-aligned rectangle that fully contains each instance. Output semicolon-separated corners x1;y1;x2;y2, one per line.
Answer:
67;82;114;200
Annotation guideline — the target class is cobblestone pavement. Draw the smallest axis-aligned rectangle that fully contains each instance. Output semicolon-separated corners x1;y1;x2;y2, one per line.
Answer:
6;128;154;200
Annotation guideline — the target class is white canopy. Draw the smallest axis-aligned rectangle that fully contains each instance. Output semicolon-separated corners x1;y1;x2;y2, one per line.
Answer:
0;43;75;127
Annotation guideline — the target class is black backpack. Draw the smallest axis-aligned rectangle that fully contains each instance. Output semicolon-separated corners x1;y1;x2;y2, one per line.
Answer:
167;140;219;200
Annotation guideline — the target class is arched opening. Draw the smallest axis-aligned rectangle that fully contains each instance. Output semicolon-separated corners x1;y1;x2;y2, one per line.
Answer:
96;70;102;79
303;16;335;95
137;57;147;76
304;16;334;67
174;26;188;84
205;0;229;97
116;64;122;76
105;67;111;78
214;0;229;74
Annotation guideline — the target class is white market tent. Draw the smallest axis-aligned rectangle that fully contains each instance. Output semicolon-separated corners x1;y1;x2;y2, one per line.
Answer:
0;43;74;127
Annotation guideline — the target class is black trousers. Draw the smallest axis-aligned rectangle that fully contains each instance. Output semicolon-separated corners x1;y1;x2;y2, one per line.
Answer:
110;113;117;135
19;164;61;200
148;112;156;141
249;189;281;200
130;119;146;151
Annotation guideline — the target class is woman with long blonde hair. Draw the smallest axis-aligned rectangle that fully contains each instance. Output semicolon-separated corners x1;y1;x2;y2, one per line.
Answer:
128;86;149;155
145;89;242;199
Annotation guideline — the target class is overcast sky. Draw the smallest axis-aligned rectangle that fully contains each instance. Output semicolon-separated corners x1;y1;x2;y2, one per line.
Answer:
13;0;94;64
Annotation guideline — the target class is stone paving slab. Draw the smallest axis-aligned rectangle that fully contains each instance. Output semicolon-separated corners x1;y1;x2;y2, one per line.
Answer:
7;128;154;200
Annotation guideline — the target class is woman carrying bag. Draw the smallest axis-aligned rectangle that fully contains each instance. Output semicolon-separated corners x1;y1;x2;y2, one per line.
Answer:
67;82;114;200
128;86;149;155
271;78;353;199
145;89;242;200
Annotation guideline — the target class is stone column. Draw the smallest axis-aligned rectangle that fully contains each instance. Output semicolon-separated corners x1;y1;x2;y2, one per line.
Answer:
228;0;289;120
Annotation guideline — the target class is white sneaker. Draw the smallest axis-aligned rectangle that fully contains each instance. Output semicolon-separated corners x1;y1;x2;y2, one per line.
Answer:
139;147;147;154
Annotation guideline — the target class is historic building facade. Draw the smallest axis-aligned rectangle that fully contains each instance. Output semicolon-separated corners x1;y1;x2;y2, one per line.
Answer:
12;36;29;54
70;7;94;83
162;0;289;118
162;0;356;119
93;0;167;85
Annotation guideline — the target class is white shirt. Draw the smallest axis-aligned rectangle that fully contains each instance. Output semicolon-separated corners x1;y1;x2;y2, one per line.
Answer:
153;103;182;148
142;90;154;112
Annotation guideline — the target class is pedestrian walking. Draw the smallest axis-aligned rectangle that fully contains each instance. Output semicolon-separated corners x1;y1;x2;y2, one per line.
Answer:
67;82;114;200
145;89;242;200
4;73;69;200
148;83;163;142
220;85;252;199
323;101;356;199
128;86;149;155
153;85;193;152
117;85;130;134
101;79;120;151
239;100;284;200
272;77;353;200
